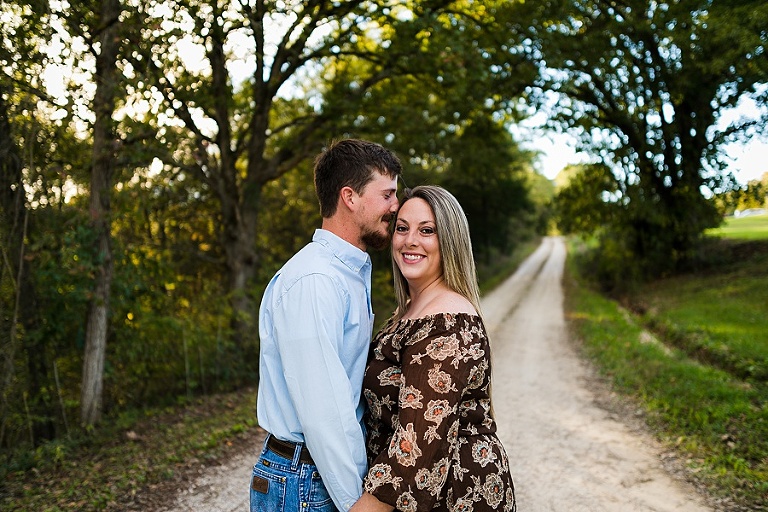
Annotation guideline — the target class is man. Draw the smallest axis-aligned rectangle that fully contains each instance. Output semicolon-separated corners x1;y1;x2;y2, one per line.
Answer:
251;138;403;512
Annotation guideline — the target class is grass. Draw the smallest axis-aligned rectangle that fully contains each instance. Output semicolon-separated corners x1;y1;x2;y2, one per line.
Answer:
1;388;259;511
631;257;768;381
564;222;768;510
707;213;768;241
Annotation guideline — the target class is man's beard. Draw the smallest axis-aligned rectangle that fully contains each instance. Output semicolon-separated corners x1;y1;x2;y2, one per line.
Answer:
361;213;394;251
361;230;390;251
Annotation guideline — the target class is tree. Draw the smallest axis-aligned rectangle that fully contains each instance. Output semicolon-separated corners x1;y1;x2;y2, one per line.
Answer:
1;0;62;444
512;0;768;281
80;0;123;426
441;116;533;261
310;2;539;258
121;0;536;375
0;82;40;446
122;1;392;367
713;178;767;216
554;163;619;236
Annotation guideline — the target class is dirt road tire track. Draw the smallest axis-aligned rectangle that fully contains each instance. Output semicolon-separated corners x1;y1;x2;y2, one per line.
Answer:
158;236;712;511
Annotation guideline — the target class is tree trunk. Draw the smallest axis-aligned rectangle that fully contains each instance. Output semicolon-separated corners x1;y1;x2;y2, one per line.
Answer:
80;0;121;426
218;183;261;383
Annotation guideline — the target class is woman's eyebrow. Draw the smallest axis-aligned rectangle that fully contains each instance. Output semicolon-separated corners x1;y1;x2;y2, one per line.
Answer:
397;217;434;226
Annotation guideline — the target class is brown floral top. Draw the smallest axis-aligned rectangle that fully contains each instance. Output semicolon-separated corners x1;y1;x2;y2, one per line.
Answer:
363;313;516;511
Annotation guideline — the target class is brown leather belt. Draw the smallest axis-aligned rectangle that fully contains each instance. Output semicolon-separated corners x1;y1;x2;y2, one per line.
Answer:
267;435;315;465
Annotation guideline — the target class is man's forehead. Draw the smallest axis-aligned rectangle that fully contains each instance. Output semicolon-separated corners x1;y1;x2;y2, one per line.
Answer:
370;172;398;188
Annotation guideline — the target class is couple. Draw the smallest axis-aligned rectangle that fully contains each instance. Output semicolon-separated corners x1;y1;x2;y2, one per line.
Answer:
252;139;516;512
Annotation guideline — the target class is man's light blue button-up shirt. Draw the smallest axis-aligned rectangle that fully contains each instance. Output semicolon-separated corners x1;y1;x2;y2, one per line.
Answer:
257;229;373;511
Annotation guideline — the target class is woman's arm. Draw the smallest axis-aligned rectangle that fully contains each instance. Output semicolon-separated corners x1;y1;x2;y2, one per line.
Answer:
350;492;394;512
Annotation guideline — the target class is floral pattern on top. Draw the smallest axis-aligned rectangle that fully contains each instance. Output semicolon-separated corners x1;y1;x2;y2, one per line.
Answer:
363;312;516;511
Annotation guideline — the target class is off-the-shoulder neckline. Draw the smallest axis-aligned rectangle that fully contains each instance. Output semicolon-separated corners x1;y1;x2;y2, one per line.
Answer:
396;311;481;324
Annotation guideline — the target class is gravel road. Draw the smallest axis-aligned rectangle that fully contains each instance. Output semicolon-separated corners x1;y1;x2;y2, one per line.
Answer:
159;236;712;511
488;237;710;511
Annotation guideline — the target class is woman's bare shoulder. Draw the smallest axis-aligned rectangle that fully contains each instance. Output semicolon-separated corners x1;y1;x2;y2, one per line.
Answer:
419;290;477;317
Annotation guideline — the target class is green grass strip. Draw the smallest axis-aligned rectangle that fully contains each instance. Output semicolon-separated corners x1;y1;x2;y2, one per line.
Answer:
630;249;768;383
707;213;768;241
564;249;768;510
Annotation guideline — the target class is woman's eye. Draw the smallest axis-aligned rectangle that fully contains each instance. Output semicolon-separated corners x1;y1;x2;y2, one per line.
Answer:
395;225;408;233
420;227;435;235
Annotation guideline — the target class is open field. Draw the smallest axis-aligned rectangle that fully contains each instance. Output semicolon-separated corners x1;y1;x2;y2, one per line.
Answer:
707;212;768;240
564;226;768;510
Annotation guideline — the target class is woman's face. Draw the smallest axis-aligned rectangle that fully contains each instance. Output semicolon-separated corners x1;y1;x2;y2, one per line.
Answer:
392;197;442;288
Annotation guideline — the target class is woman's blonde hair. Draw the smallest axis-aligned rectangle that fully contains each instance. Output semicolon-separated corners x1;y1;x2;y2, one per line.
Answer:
392;185;483;321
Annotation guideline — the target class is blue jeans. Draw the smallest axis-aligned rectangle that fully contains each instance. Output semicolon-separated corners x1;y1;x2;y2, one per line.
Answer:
250;434;338;512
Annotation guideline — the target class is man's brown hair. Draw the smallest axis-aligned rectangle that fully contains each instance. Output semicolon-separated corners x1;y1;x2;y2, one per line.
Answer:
314;138;403;218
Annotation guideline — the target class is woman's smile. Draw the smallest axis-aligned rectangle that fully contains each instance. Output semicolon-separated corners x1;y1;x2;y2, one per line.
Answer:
392;198;442;286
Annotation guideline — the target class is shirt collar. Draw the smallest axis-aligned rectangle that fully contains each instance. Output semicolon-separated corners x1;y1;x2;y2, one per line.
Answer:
312;229;371;274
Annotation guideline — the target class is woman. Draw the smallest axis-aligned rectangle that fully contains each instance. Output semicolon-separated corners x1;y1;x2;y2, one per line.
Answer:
353;186;516;511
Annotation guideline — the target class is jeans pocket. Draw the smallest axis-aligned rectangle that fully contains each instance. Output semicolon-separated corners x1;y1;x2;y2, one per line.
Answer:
250;464;286;512
307;470;336;511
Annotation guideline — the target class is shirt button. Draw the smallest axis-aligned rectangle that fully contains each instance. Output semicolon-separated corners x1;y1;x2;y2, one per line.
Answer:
302;503;308;508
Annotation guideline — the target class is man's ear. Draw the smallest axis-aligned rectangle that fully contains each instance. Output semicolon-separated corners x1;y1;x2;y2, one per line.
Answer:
340;186;357;211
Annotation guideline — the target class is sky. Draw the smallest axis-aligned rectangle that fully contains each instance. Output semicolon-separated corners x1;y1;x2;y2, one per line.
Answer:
518;131;768;185
516;90;768;185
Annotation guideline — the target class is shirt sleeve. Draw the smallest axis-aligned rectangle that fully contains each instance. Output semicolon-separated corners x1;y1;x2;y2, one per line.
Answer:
272;273;367;511
364;321;475;509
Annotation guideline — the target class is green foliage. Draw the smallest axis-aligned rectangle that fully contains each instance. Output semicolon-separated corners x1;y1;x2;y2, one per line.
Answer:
312;0;542;264
331;42;544;260
712;179;768;217
524;170;556;235
555;162;728;289
554;163;618;236
520;0;768;286
440;116;534;261
0;0;538;467
255;164;320;281
477;238;542;294
565;238;768;509
0;204;97;451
